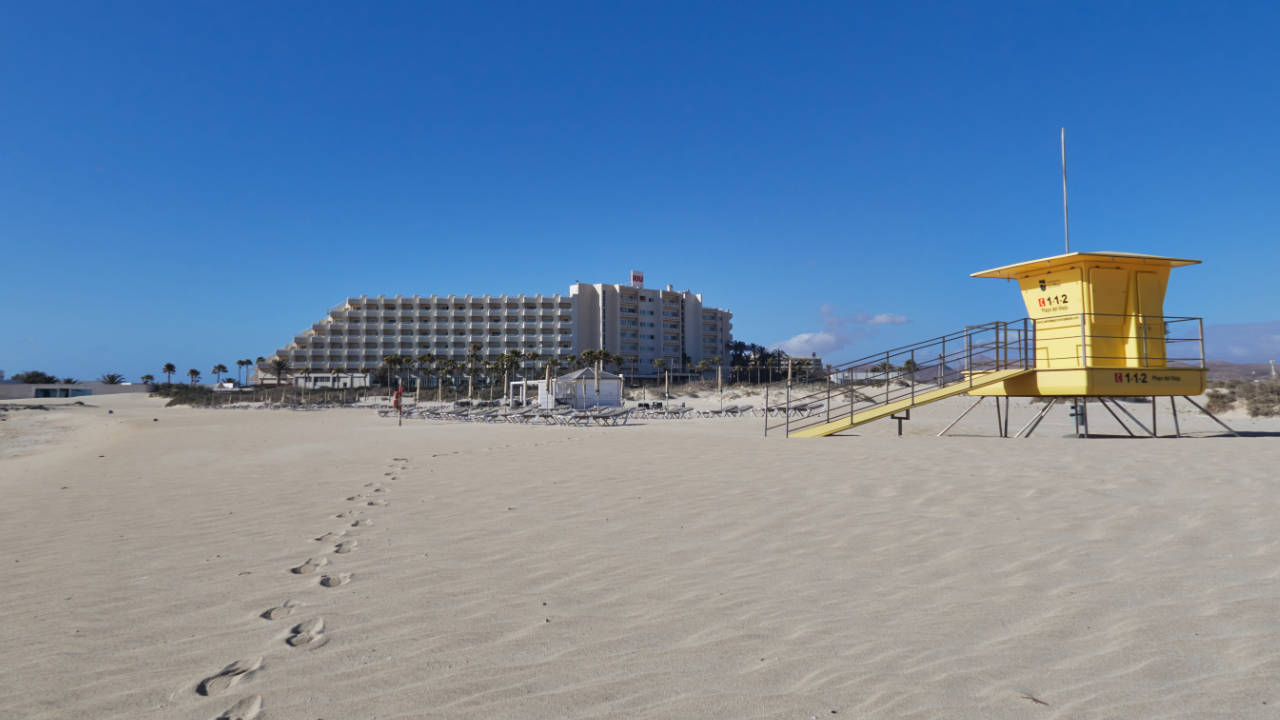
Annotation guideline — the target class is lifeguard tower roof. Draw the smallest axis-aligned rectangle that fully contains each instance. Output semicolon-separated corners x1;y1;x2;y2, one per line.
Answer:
971;252;1200;279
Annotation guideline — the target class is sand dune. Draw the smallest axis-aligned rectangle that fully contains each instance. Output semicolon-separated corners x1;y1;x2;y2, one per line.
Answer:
2;393;1278;718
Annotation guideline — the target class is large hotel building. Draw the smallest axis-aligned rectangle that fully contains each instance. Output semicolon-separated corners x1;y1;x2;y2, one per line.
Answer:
266;272;733;386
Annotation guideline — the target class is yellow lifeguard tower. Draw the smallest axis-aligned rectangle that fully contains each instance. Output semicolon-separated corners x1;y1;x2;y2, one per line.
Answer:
968;251;1205;397
773;250;1227;438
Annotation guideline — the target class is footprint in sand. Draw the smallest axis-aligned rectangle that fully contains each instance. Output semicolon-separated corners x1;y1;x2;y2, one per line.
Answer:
260;599;298;621
334;540;357;554
320;572;351;588
198;657;262;696
215;694;262;720
314;531;344;543
286;617;328;649
335;510;363;519
346;494;364;501
291;557;328;575
367;499;387;507
350;518;373;528
372;487;385;493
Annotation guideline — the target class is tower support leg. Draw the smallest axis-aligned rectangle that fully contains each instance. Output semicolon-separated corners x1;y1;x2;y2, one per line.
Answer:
1015;398;1057;438
1180;396;1241;437
938;397;985;437
1110;398;1155;437
1097;398;1137;437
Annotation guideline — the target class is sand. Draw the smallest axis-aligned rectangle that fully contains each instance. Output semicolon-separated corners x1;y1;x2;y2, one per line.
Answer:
2;392;1279;719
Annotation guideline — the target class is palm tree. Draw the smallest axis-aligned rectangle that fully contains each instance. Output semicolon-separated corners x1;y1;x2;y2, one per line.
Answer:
443;359;461;401
212;364;228;384
422;352;439;391
382;354;403;389
695;360;710;380
140;373;155;386
398;354;412;390
98;372;125;384
162;363;176;384
652;357;668;398
482;359;496;399
269;358;290;386
466;343;482;399
235;359;248;386
789;357;806;383
506;349;524;378
523;351;541;380
187;368;201;384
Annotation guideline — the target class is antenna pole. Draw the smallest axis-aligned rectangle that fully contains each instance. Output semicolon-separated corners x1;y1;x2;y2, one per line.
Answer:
1061;127;1070;253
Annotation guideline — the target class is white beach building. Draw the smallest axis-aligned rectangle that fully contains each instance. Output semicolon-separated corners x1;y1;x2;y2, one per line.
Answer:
512;368;624;409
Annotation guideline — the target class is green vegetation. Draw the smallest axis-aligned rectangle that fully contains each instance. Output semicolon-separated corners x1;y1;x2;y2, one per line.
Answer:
10;370;61;383
152;383;216;407
98;373;125;384
1206;379;1280;417
269;358;290;386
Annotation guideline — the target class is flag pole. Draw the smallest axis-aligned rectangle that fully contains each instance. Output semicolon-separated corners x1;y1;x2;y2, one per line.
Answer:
1061;127;1070;254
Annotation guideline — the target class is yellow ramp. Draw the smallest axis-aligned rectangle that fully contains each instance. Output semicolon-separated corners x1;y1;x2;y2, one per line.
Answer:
789;368;1032;437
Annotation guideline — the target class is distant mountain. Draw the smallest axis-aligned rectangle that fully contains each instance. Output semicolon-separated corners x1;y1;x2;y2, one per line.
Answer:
1206;360;1276;382
1203;321;1280;363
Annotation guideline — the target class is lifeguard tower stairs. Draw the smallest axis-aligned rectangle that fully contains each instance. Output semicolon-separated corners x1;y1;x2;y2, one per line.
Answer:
773;252;1220;438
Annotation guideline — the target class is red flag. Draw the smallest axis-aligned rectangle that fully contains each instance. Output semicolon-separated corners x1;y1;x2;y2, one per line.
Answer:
393;386;402;411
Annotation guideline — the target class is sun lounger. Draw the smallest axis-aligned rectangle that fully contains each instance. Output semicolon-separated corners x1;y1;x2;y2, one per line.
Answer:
707;404;739;418
504;407;539;423
590;407;632;426
561;410;594;426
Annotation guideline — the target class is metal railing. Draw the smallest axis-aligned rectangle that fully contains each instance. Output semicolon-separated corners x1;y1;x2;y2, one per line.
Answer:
767;318;1033;437
1031;313;1204;369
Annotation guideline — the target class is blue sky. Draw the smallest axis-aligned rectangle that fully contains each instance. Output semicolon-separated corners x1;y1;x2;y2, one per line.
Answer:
3;2;1279;380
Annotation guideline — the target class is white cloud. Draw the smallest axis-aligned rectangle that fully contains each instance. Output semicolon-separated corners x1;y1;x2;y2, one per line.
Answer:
863;313;909;325
773;305;909;357
777;331;843;356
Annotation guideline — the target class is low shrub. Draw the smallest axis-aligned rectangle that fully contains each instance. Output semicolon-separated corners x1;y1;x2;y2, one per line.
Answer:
1203;379;1280;417
152;384;217;407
